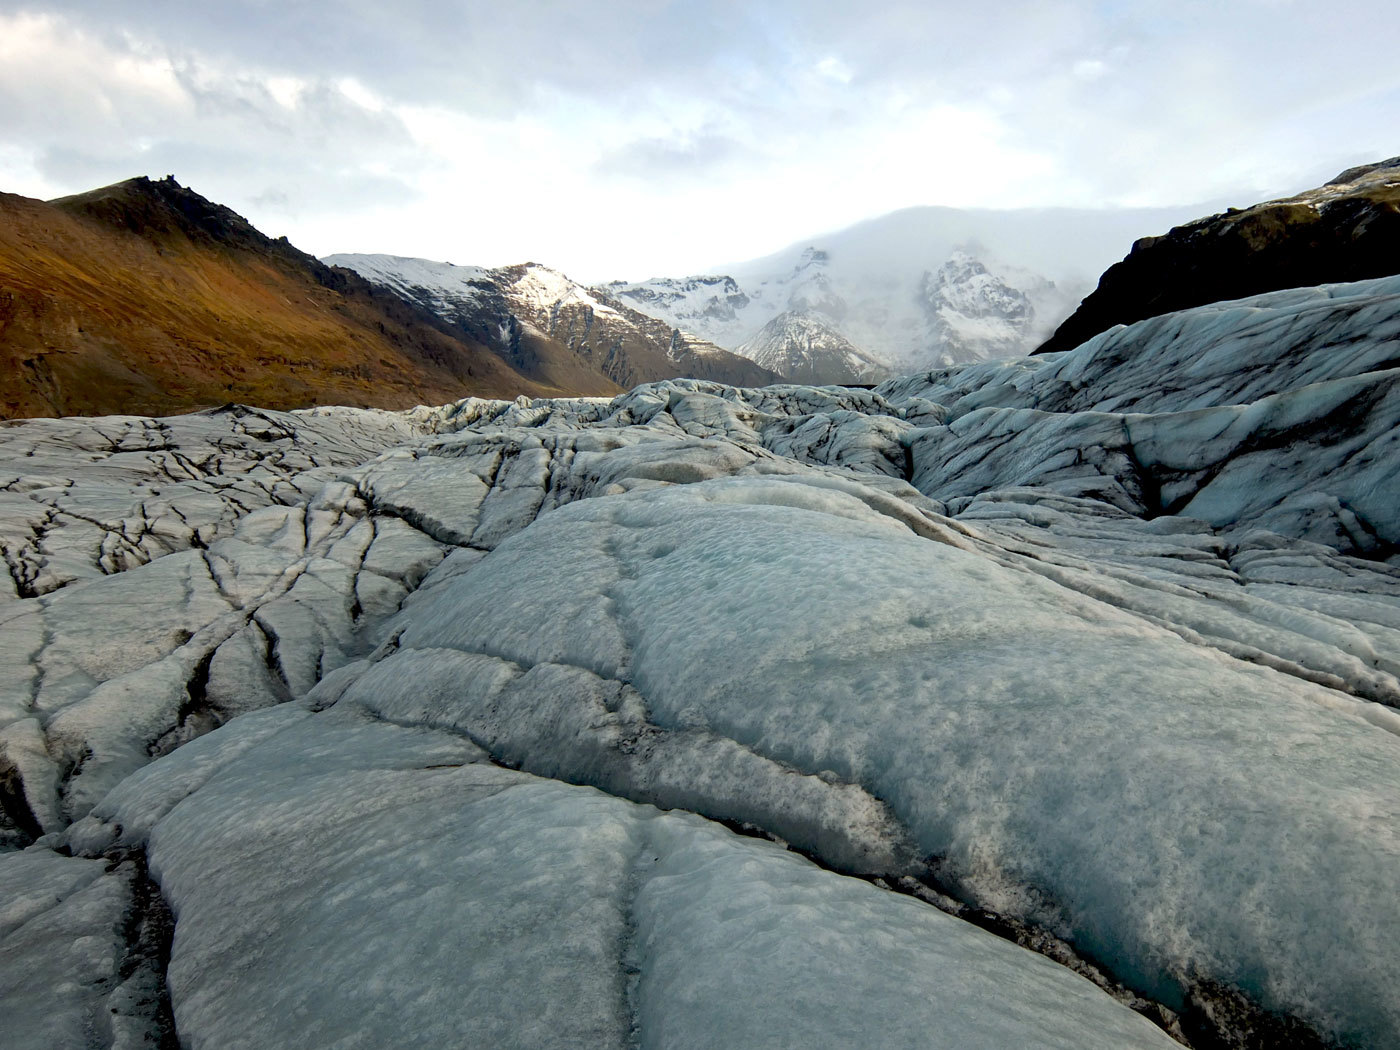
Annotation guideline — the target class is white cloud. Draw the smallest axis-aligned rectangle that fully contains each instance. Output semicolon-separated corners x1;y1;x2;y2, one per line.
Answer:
815;56;854;84
1;2;1397;279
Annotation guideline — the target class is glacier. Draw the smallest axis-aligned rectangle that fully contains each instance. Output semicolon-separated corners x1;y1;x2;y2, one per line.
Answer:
2;273;1400;1048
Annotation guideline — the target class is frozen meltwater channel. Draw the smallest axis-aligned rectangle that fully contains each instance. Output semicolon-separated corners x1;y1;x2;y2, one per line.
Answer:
2;270;1400;1048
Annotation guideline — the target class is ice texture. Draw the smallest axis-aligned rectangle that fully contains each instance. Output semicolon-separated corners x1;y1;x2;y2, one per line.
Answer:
55;703;1177;1050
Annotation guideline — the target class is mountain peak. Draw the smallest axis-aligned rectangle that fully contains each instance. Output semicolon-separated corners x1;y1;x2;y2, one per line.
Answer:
50;175;277;255
737;310;886;384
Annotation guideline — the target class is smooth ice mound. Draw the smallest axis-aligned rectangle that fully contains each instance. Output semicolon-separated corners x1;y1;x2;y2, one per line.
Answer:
3;271;1400;1048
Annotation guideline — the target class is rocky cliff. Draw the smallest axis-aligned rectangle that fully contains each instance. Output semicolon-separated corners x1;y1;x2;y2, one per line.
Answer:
1037;157;1400;354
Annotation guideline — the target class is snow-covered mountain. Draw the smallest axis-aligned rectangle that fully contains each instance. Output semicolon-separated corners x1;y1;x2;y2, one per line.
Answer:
606;204;1218;381
326;254;781;390
608;273;754;344
737;311;888;384
918;251;1076;366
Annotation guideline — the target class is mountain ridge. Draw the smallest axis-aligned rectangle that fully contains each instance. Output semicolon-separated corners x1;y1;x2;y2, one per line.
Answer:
605;202;1219;381
0;176;554;418
326;253;782;389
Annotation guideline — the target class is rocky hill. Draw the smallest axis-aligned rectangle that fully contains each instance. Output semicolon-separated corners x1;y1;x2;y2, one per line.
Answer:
1037;157;1400;354
328;254;781;389
0;177;552;419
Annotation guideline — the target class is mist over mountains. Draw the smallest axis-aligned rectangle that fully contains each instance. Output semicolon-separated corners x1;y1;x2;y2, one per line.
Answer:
605;203;1218;380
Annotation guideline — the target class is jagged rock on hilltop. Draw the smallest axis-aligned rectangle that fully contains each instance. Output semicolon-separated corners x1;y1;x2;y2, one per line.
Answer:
1037;156;1400;354
737;311;889;384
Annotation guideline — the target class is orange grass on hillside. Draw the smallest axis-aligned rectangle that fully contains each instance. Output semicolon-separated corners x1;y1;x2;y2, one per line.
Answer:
0;179;567;419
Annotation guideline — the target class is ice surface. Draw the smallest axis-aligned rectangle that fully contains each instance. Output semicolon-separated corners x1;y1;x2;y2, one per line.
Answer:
49;704;1177;1050
370;475;1400;1045
0;849;145;1047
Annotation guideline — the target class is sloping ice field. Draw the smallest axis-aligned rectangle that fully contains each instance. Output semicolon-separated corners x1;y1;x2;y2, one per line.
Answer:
3;274;1400;1048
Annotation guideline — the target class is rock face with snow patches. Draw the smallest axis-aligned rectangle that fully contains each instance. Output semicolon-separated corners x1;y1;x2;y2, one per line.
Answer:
920;251;1055;366
736;311;889;384
3;270;1400;1048
326;254;781;391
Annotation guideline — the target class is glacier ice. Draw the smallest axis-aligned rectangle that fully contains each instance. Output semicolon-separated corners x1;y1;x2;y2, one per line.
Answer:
55;703;1178;1050
3;271;1400;1047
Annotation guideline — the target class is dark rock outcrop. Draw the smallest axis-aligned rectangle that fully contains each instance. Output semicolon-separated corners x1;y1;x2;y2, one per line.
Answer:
1036;157;1400;354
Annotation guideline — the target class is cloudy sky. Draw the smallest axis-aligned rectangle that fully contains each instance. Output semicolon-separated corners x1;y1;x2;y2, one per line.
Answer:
2;1;1397;280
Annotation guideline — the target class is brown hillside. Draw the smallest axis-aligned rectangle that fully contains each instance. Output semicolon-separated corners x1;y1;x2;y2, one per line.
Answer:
0;176;559;419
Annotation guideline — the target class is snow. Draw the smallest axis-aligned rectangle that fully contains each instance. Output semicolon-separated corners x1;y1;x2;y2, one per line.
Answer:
508;262;625;320
607;204;1213;370
326;254;635;328
736;311;889;384
323;252;492;312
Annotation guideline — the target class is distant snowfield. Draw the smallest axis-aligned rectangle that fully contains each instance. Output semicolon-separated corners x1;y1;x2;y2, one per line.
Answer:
3;272;1400;1048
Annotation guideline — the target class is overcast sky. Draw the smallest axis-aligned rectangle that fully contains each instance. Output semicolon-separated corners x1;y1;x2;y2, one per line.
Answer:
2;1;1397;280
